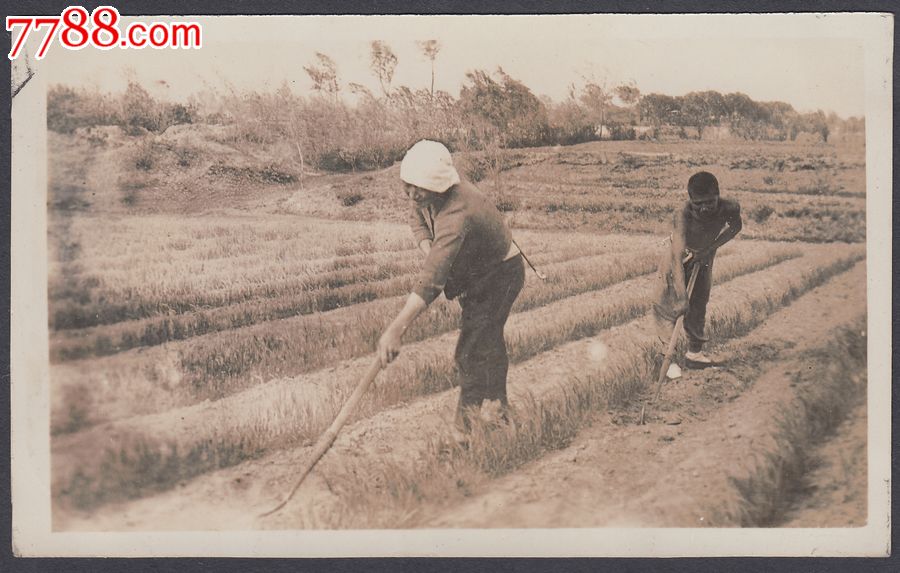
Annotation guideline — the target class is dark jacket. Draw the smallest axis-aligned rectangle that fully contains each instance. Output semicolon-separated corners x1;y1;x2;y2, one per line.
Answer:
409;180;513;304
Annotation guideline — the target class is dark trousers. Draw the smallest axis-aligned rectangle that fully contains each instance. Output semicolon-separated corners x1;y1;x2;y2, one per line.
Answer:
454;255;525;429
683;255;714;352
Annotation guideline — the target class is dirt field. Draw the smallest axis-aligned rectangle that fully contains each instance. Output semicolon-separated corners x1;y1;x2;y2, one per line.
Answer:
47;126;868;530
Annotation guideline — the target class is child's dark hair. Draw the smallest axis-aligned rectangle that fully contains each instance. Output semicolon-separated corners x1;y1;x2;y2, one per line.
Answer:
688;171;719;199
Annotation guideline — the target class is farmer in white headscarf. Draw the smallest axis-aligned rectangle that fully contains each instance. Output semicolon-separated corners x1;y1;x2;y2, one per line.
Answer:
377;140;525;435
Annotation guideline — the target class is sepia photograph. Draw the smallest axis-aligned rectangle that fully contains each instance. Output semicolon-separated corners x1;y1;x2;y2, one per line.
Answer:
9;9;892;557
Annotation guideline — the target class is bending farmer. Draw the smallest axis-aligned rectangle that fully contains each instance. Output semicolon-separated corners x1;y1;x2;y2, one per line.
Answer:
653;171;742;376
377;140;525;434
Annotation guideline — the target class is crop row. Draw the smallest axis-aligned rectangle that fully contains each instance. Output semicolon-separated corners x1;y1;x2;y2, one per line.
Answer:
55;213;417;267
502;144;864;197
494;179;863;224
51;241;827;509
50;256;421;331
506;166;864;200
48;214;419;331
174;246;667;396
49;225;618;332
53;214;607;286
51;237;674;432
50;247;418;305
505;196;865;243
500;176;863;212
49;235;628;358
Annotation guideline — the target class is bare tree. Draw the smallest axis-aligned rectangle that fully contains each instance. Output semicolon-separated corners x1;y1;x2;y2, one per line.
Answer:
275;82;307;189
580;81;613;139
370;41;398;97
303;52;340;103
416;39;441;98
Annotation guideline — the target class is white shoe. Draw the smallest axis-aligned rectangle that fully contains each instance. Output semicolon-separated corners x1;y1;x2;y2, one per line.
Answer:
685;351;712;365
666;363;682;380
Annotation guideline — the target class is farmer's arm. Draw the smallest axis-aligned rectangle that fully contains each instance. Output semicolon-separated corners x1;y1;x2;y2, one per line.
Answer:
377;293;427;367
378;205;467;366
409;206;433;255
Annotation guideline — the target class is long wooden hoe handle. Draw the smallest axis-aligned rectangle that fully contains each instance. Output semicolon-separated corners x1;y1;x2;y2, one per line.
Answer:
259;357;383;518
652;263;701;403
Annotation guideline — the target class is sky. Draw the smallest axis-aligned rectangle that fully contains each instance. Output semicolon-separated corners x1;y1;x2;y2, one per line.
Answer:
38;13;870;117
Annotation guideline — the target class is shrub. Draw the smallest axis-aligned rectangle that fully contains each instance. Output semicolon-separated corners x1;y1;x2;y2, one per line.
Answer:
317;146;405;172
47;85;120;134
258;165;296;184
205;164;296;184
335;187;365;207
748;204;775;224
175;145;200;167
609;124;637;140
167;103;196;126
122;82;164;134
495;191;520;212
132;140;159;171
48;82;196;135
460;156;488;183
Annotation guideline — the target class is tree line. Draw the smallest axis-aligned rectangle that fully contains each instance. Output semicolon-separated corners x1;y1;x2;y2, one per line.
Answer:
48;40;864;173
637;91;859;142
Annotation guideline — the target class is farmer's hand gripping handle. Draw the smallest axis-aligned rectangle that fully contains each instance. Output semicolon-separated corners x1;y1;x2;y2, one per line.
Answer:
259;357;383;518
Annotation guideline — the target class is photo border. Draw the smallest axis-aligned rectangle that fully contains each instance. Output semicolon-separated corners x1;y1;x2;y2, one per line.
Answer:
4;0;896;568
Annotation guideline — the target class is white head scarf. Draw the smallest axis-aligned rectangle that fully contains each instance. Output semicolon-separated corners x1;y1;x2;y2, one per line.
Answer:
399;140;460;193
